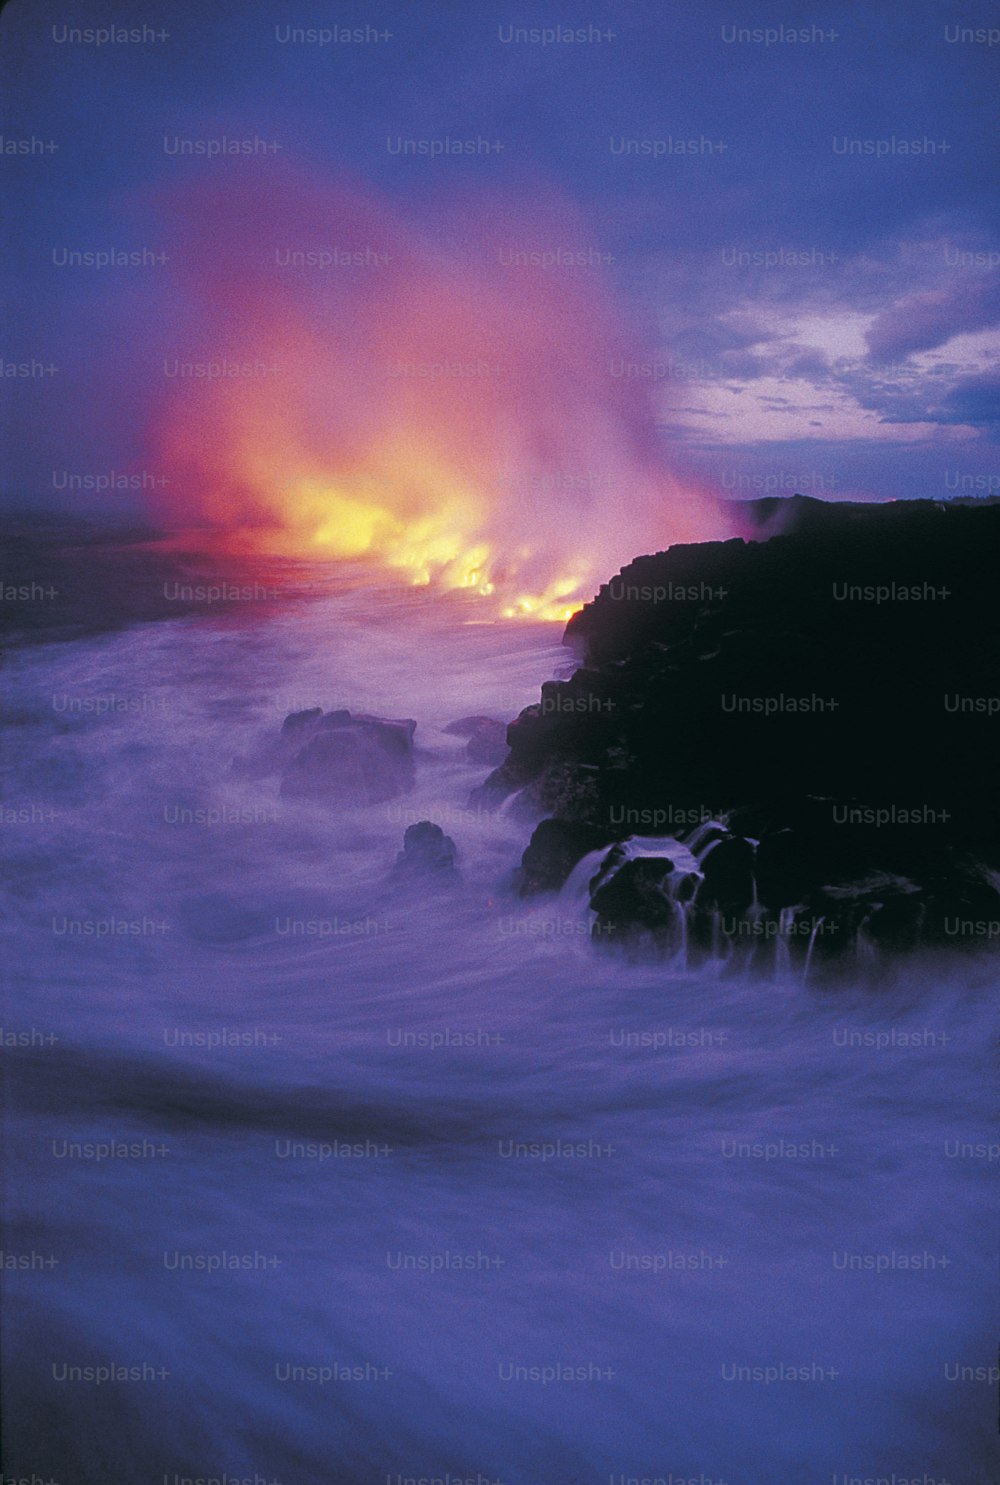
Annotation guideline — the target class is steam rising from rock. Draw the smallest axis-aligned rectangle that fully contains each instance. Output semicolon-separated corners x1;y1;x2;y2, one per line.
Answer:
150;165;728;617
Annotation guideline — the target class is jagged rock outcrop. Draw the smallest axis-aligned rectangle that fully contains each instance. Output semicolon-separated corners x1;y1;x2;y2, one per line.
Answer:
488;497;1000;963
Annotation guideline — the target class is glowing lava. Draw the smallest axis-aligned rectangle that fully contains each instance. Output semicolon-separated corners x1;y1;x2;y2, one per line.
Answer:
149;165;726;618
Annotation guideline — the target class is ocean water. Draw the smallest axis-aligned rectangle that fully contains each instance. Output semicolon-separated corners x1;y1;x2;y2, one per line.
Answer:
1;566;997;1484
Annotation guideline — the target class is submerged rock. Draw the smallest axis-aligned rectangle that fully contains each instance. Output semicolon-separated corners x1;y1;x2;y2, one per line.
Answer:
281;711;416;804
391;820;459;881
444;715;509;766
236;707;417;804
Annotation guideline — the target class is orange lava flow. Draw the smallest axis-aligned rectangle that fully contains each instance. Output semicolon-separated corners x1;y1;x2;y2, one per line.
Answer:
149;168;725;619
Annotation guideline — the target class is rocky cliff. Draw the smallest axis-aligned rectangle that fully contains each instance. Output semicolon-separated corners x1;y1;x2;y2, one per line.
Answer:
479;497;1000;967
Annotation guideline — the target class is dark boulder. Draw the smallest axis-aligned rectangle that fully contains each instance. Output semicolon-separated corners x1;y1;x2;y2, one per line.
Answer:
753;829;827;910
240;708;418;804
519;818;613;896
444;715;509;766
281;707;323;735
280;714;415;804
391;821;458;881
589;855;678;940
698;835;756;914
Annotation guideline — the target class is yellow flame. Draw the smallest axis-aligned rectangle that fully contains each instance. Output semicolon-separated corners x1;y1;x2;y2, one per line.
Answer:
250;465;577;618
184;419;588;618
501;573;585;622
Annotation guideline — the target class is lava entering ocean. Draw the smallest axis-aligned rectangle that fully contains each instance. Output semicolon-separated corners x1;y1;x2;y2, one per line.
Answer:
149;165;726;619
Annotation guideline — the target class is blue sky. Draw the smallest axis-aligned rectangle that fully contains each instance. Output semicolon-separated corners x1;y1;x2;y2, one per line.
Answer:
2;0;998;512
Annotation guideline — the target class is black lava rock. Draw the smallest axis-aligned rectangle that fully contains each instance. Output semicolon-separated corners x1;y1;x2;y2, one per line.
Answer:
487;497;1000;960
392;821;459;881
519;818;613;896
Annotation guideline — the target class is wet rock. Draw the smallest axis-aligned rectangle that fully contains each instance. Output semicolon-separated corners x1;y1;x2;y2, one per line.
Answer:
493;497;1000;959
392;821;458;881
589;856;677;939
753;829;827;910
905;878;1000;950
281;707;323;735
272;709;416;804
444;715;509;766
856;893;924;955
698;835;756;914
519;818;613;896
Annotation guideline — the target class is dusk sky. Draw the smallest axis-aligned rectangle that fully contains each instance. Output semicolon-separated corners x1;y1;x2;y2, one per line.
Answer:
3;0;999;522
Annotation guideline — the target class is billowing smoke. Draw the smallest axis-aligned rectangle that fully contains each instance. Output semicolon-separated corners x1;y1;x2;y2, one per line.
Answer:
149;163;727;618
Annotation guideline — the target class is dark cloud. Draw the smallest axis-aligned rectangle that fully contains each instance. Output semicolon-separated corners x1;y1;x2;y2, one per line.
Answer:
785;350;833;380
937;370;1000;430
866;278;1000;360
